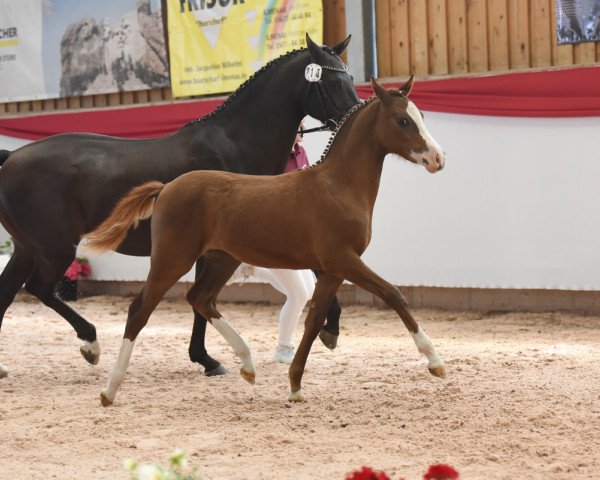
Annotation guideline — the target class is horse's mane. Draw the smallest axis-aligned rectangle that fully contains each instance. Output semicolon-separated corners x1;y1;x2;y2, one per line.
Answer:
186;48;305;126
309;96;378;167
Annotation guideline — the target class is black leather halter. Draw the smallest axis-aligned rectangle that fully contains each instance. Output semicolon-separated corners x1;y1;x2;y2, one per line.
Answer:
302;61;352;133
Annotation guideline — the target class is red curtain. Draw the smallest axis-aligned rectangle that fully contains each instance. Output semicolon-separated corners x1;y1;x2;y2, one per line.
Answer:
1;67;598;141
356;66;600;118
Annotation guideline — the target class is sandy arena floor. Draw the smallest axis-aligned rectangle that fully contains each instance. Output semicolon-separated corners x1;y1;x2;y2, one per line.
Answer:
0;294;599;479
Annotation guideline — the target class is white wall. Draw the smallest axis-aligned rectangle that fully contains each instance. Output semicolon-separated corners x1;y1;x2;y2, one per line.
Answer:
2;113;600;290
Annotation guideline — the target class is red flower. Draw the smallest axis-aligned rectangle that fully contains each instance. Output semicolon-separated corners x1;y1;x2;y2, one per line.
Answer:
423;464;459;480
346;467;391;480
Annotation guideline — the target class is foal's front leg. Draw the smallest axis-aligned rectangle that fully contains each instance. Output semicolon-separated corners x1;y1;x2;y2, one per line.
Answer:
343;255;446;377
289;273;343;402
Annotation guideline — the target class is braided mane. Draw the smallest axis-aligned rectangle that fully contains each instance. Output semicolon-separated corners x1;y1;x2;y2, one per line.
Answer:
187;49;305;125
309;97;377;167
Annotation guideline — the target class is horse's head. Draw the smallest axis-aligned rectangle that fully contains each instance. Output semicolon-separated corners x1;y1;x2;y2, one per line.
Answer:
302;33;360;126
371;77;445;174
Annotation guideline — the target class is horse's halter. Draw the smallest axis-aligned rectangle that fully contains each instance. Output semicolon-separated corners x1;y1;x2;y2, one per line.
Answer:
303;57;352;132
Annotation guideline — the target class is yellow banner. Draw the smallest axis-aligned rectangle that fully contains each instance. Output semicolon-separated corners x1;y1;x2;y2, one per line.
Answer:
167;0;323;97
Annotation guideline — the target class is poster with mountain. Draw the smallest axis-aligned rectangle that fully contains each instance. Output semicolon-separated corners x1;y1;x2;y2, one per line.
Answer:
0;0;169;103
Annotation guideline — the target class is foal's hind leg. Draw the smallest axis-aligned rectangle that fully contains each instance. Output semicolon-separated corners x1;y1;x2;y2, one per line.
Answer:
188;256;228;376
0;246;36;378
340;254;446;377
24;250;100;365
186;251;255;384
288;273;343;402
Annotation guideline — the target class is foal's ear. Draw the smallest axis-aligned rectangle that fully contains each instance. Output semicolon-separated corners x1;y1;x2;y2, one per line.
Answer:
371;76;392;105
398;75;414;97
306;33;323;60
331;35;351;56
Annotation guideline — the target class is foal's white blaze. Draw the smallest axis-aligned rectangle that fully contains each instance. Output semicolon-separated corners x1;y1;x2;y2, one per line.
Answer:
101;338;135;406
210;317;255;382
0;362;8;378
406;101;446;172
410;326;446;376
80;339;101;364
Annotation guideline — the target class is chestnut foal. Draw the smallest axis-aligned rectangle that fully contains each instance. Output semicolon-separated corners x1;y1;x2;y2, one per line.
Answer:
86;77;447;405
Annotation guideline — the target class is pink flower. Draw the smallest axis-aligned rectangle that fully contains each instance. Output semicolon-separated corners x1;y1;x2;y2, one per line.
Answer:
63;259;91;280
423;464;459;480
65;261;81;281
80;262;91;278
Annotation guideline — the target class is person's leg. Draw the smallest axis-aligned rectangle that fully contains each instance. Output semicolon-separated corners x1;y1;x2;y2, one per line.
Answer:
251;268;312;363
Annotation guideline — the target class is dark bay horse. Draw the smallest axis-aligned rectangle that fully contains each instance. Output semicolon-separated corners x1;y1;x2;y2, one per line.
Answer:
0;34;359;379
85;77;447;406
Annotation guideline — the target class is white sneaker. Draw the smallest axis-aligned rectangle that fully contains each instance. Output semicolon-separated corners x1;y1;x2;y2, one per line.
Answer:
274;345;296;364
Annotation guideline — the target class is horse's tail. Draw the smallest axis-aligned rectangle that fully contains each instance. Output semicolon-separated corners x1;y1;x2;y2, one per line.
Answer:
0;150;11;167
85;181;166;252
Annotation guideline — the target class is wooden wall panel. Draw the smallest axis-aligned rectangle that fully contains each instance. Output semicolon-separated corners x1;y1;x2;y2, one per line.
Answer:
374;0;599;78
390;0;411;76
447;0;468;74
467;0;489;72
427;0;449;75
487;0;509;71
376;0;393;77
530;0;552;68
507;0;530;69
409;0;429;76
574;43;596;65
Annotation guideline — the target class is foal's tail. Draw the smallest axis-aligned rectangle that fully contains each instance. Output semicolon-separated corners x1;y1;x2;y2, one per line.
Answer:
85;181;165;252
0;150;11;167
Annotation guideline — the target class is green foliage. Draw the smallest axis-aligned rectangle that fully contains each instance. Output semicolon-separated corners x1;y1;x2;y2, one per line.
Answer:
124;449;201;480
0;239;13;255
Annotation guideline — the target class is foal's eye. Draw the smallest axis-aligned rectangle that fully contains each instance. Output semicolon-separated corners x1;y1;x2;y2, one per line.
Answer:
398;118;409;126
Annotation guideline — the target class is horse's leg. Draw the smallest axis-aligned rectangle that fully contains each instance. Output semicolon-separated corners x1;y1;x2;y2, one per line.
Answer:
320;295;342;350
24;250;100;365
101;255;197;406
0;246;36;378
288;273;344;402
186;251;255;384
340;255;446;378
313;270;342;350
188;257;228;376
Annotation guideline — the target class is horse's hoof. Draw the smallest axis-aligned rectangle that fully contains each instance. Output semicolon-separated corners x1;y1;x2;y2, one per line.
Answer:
0;363;8;379
100;390;113;407
319;329;338;350
205;365;228;377
240;368;255;385
80;340;101;365
428;364;447;378
288;389;305;402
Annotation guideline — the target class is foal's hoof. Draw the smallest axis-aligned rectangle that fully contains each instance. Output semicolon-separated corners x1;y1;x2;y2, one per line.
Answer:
240;368;255;385
428;363;447;378
204;365;228;377
0;363;8;379
288;389;305;402
99;390;113;407
319;329;338;350
80;340;101;366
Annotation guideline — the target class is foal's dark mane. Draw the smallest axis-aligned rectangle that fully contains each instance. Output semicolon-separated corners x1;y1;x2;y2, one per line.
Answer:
310;97;377;167
187;47;346;126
